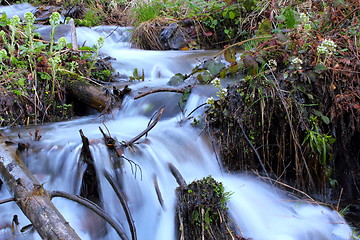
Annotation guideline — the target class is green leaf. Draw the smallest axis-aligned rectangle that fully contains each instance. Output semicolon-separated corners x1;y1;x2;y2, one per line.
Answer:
313;110;322;116
78;46;93;51
314;64;328;74
321;115;330;124
168;73;185;86
257;19;272;35
224;48;236;63
203;60;225;76
228;11;236;20
12;89;22;96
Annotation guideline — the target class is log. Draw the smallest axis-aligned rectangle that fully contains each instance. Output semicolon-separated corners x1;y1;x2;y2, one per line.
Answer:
65;80;112;112
63;72;131;113
0;143;81;240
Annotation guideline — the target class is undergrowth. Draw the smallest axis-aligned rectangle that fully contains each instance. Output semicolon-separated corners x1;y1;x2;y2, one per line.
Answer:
160;0;360;200
0;11;112;126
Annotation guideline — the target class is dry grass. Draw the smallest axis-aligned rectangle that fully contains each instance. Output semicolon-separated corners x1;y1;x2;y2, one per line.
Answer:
131;18;174;50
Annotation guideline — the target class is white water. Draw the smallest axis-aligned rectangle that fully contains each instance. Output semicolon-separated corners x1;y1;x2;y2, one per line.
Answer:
0;4;354;240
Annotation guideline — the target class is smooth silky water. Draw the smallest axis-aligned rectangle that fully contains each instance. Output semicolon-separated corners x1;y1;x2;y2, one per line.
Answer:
0;4;354;240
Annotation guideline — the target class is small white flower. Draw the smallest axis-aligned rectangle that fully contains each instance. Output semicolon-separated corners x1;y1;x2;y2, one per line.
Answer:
317;45;328;54
291;57;303;70
268;59;277;67
291;57;303;65
206;97;215;105
321;39;337;52
211;78;221;88
299;13;309;24
317;39;337;56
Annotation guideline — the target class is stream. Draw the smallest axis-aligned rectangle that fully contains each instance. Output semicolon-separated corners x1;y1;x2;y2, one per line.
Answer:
0;3;355;240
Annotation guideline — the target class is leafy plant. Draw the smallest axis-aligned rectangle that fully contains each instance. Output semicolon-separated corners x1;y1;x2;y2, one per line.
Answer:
49;12;61;55
131;1;163;24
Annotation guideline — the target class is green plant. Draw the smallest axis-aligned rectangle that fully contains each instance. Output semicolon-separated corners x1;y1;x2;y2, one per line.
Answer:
48;55;61;99
129;68;144;81
8;15;20;62
75;9;103;27
0;49;7;69
87;36;105;78
303;116;336;167
131;1;163;24
49;12;61;55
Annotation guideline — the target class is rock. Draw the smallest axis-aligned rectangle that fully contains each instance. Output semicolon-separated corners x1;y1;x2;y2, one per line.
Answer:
159;23;189;50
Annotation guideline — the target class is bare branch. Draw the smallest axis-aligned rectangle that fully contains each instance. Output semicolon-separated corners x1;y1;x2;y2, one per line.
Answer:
51;190;129;240
0;197;15;205
104;171;137;240
153;174;166;210
168;163;187;188
134;88;185;100
124;107;164;146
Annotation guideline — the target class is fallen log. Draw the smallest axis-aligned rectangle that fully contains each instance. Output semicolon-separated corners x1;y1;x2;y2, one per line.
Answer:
63;72;131;113
0;143;81;240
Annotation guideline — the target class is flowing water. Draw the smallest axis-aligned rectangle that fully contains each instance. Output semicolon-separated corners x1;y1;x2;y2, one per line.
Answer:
0;4;354;240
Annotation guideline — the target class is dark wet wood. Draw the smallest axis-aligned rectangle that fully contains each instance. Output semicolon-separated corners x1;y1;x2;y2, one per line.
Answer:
0;143;81;240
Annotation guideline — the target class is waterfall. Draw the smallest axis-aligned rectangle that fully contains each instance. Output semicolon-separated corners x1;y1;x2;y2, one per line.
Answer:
0;4;353;240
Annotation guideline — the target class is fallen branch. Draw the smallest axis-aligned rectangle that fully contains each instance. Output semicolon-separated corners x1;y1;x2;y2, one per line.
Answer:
134;87;185;100
51;190;129;240
124;107;164;147
168;163;187;188
153;174;166;210
0;197;14;205
104;170;137;240
0;143;81;240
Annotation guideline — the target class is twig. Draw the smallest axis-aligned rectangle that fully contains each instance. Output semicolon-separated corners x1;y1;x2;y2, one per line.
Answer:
51;190;129;240
153;174;166;210
124;107;164;146
269;70;315;190
0;197;15;205
122;155;142;180
168;163;187;188
103;171;137;240
213;36;273;59
106;26;120;39
336;188;343;212
332;7;360;33
186;103;207;118
258;176;318;204
134;88;185;100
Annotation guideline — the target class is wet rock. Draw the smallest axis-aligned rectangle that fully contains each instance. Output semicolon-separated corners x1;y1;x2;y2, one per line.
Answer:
33;5;62;23
159;23;189;50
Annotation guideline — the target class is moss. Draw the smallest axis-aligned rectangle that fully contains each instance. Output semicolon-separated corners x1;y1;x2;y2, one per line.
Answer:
175;176;236;240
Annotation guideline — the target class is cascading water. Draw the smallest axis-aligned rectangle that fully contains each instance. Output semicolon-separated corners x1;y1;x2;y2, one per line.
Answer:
0;4;354;240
